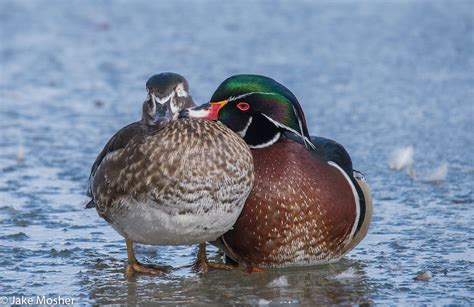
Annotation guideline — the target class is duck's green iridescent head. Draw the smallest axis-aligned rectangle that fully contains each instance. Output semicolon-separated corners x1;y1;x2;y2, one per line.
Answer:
182;74;313;149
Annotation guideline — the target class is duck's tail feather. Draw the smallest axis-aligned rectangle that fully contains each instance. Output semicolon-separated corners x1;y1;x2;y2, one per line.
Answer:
85;199;96;209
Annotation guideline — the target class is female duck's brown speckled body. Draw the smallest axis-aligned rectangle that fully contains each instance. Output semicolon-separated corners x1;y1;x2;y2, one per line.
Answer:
88;73;254;275
92;119;254;246
182;74;372;268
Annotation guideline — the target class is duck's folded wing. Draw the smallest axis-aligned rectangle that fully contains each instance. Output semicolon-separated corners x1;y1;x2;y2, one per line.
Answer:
309;135;353;175
310;135;373;244
86;123;156;198
285;132;371;235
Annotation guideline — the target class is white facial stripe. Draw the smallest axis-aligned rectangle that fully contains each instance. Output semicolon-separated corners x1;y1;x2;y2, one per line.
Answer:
249;132;281;149
261;114;316;150
186;108;210;118
175;83;188;97
227;91;315;149
169;97;180;114
328;161;360;241
228;91;279;102
291;103;307;146
152;92;174;105
237;116;253;137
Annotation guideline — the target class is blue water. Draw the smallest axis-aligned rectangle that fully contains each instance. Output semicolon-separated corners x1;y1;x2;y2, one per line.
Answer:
0;0;473;305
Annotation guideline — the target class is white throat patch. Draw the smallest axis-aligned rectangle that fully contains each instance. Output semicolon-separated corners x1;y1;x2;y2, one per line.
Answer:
152;92;174;105
226;91;315;150
237;116;253;138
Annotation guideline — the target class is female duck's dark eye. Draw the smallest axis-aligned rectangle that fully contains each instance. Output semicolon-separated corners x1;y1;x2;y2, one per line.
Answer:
236;102;250;111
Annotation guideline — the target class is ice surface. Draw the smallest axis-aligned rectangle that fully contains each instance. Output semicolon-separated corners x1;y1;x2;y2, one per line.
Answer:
0;0;472;305
267;276;289;287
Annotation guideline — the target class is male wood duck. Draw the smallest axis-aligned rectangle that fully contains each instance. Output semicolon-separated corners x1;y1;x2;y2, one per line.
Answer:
181;74;372;268
87;73;255;275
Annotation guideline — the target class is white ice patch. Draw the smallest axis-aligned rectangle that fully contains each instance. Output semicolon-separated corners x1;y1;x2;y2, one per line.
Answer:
330;267;358;280
267;276;289;287
419;162;448;182
16;143;25;162
388;145;415;177
388;146;448;182
257;299;271;305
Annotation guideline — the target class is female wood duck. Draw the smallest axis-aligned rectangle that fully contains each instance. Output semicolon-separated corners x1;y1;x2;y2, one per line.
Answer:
88;73;255;275
86;72;195;207
181;74;372;268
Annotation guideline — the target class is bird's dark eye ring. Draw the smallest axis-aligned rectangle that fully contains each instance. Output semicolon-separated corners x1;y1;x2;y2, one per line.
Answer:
236;102;250;111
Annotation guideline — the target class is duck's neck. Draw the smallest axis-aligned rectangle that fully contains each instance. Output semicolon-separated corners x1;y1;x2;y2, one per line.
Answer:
141;99;158;125
244;113;282;149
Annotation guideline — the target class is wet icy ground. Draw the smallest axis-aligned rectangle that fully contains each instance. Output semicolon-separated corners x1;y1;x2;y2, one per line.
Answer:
0;0;473;305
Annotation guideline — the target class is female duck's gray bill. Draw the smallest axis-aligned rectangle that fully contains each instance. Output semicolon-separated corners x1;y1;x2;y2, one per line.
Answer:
155;102;168;118
178;109;190;119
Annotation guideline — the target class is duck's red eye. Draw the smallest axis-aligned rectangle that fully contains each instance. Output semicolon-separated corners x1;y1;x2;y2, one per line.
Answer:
236;102;250;111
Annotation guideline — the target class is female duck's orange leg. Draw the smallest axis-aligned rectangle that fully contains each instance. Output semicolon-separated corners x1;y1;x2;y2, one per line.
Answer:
125;239;172;277
246;266;264;274
192;243;236;272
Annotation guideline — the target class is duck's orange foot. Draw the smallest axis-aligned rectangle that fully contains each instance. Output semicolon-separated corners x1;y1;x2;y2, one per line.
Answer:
246;266;264;274
126;262;173;277
192;260;236;273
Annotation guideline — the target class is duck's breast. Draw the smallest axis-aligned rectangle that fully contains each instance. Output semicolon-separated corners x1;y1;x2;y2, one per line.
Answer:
92;119;254;245
222;138;358;266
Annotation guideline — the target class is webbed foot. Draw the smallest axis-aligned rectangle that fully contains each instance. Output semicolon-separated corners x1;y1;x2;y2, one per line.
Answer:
126;262;172;277
192;243;236;273
125;239;172;277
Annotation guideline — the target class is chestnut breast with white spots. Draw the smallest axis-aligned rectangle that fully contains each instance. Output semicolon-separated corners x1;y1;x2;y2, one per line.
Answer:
221;138;357;267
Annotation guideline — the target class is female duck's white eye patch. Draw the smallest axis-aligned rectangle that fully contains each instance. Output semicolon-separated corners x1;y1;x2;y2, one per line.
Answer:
175;84;188;97
236;101;250;111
